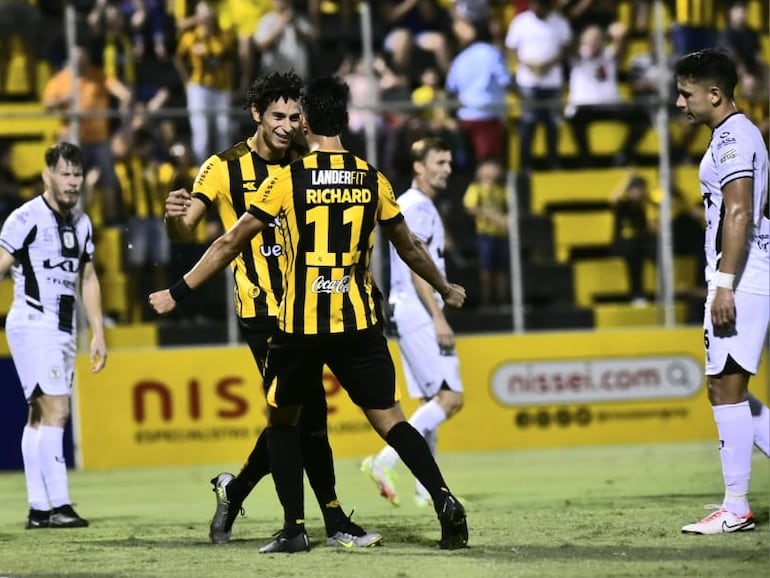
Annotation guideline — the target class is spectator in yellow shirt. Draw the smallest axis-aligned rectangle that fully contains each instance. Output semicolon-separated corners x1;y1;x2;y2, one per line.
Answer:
462;158;509;307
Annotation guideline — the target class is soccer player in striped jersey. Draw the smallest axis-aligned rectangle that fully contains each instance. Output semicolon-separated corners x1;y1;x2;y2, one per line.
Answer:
674;49;769;535
0;142;107;529
150;76;469;552
163;71;380;548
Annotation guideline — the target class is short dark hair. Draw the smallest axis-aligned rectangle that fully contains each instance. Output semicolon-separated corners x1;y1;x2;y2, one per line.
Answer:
245;70;303;115
410;137;451;164
45;141;83;169
674;49;738;99
300;76;349;137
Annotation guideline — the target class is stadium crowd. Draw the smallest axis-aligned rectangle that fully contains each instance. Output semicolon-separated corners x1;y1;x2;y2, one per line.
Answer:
0;0;767;328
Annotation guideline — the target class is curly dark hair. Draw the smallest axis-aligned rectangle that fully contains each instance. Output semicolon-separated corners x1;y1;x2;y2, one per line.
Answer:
45;141;83;169
674;49;738;99
299;76;349;137
245;70;303;115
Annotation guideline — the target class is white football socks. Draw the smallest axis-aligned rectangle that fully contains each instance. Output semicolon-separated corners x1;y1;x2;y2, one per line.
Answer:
714;401;753;516
38;425;71;508
21;426;49;511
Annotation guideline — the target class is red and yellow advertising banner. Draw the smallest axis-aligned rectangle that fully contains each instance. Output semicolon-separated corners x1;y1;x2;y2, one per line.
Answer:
75;327;769;469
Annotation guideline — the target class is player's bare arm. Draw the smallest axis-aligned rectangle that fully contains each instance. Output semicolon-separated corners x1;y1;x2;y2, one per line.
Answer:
712;177;753;334
410;270;455;350
164;188;207;241
80;261;107;372
149;211;268;315
384;220;466;308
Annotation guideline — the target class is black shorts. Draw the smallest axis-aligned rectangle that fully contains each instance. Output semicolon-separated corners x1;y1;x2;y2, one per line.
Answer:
264;325;397;410
239;316;327;428
238;316;278;374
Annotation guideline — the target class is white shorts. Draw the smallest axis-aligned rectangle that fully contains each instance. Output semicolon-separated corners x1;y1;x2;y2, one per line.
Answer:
703;289;770;376
5;309;77;400
396;320;464;400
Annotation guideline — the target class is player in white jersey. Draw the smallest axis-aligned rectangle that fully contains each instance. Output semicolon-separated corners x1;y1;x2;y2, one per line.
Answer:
674;49;769;535
361;138;464;507
0;142;107;530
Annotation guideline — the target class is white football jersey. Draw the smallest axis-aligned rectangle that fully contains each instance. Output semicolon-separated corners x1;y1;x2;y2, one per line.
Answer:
389;187;446;331
699;113;769;295
0;196;95;332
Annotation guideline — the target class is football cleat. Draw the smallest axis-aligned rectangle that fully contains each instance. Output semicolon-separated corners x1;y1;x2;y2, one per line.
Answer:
25;509;51;530
49;504;88;528
209;472;244;544
326;510;383;548
259;529;311;553
361;456;399;506
438;494;468;550
681;505;755;535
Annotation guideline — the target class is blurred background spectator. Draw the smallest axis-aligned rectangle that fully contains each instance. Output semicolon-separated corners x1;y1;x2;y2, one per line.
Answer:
462;157;509;308
565;22;650;167
505;0;572;172
609;173;657;306
173;0;234;165
0;0;41;98
42;43;132;226
253;0;318;81
112;123;170;321
446;8;511;168
378;0;453;84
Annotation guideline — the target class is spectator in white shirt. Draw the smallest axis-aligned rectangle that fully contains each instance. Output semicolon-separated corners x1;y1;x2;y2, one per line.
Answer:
505;0;572;172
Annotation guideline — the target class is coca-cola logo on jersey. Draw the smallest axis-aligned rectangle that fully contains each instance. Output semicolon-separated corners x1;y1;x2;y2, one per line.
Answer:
310;275;351;294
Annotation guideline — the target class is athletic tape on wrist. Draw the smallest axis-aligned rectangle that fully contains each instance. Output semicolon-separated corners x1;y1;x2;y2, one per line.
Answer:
713;271;735;289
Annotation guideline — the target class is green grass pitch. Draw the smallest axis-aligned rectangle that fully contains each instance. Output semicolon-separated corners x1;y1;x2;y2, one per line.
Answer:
0;442;767;577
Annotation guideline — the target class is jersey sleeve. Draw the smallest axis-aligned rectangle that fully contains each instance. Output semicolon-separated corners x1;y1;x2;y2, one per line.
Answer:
248;164;289;222
376;172;403;226
82;217;95;263
192;154;227;207
402;201;436;243
713;128;755;188
0;205;33;256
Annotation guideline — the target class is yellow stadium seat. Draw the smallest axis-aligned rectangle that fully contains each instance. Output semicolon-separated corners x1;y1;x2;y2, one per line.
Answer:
572;257;629;307
10;140;51;181
593;302;688;328
529;167;659;214
587;120;630;155
0;103;59;140
94;227;124;276
673;165;702;207
0;277;13;318
552;210;615;263
642;255;701;295
100;272;130;322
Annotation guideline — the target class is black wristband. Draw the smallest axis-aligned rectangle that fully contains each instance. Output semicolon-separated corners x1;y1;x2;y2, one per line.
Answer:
169;278;193;302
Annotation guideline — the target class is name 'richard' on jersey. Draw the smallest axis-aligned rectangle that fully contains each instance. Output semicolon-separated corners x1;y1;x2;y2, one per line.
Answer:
307;169;371;204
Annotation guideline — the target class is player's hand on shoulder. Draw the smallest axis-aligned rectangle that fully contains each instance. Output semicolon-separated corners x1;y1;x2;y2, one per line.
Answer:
165;188;192;217
442;283;466;308
148;289;177;316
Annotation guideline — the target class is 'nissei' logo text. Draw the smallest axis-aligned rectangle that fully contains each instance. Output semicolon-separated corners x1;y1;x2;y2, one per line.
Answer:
311;275;351;294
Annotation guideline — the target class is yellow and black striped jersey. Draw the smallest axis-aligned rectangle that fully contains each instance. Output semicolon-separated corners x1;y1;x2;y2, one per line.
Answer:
116;157;164;219
193;140;302;318
248;150;404;335
673;0;718;26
